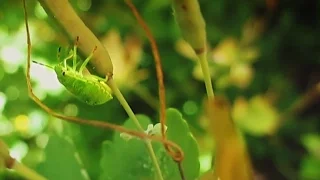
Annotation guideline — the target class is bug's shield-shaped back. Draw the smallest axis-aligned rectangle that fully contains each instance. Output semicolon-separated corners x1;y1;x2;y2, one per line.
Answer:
55;65;113;105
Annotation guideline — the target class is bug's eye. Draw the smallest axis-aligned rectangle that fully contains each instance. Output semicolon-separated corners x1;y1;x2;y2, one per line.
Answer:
62;72;65;76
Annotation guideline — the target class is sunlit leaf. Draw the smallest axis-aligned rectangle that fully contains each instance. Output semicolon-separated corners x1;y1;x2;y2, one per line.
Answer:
101;29;147;88
229;63;254;89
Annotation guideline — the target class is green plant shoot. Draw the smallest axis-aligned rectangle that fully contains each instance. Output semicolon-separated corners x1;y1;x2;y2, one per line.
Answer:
33;37;113;105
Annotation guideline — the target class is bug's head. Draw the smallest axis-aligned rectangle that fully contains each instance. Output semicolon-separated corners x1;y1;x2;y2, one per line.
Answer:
54;63;67;76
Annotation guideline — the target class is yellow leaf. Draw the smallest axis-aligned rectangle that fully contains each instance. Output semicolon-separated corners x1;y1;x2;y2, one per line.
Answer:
101;29;147;88
233;95;279;136
212;38;239;66
206;97;254;180
229;64;254;89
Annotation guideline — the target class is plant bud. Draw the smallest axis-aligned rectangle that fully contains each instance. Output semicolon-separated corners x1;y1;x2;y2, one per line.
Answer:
173;0;207;54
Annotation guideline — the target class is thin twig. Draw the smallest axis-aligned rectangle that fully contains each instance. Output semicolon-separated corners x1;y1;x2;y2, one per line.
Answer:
124;1;185;179
177;161;186;180
124;0;167;139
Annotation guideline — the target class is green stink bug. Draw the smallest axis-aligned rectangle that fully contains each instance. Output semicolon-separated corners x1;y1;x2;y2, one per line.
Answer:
33;37;113;105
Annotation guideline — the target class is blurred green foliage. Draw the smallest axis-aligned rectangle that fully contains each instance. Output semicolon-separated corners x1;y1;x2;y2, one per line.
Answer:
0;0;319;180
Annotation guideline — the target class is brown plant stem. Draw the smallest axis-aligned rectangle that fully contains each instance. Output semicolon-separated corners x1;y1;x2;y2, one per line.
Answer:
124;2;185;179
124;0;167;139
177;161;186;180
125;0;185;164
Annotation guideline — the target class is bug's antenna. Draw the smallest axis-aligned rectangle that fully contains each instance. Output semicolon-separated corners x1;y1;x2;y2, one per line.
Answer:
57;47;61;62
32;61;54;69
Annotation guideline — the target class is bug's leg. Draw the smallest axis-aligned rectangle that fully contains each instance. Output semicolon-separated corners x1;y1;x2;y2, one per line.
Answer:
90;74;107;82
79;46;97;73
73;36;79;70
63;51;74;69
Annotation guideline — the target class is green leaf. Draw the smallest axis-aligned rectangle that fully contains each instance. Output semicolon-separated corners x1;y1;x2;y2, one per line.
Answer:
166;108;200;179
100;115;154;180
37;135;87;180
100;109;200;180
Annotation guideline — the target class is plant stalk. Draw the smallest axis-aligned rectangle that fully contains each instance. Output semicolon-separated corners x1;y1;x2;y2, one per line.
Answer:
12;161;47;180
108;79;164;180
172;0;214;99
197;52;214;98
145;141;164;180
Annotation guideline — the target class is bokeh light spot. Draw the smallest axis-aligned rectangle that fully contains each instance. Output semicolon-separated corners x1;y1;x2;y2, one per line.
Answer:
1;46;23;64
5;86;20;101
64;103;79;116
199;153;212;173
14;115;29;133
78;0;92;11
0;116;13;136
183;100;198;115
9;141;29;161
29;110;48;136
1;46;23;74
36;133;49;149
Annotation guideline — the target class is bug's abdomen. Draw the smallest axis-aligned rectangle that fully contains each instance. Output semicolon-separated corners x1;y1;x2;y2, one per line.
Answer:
57;73;113;105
